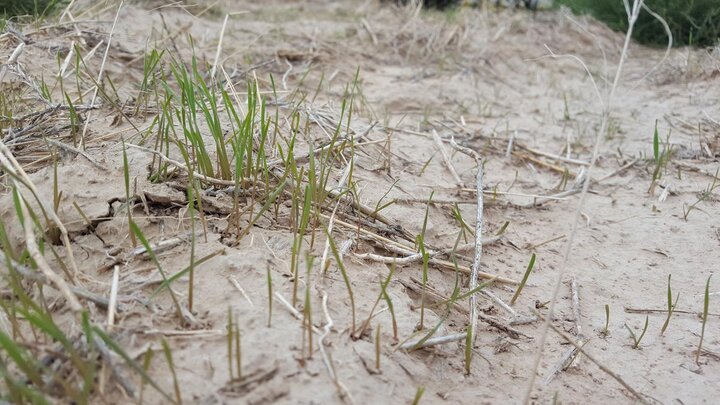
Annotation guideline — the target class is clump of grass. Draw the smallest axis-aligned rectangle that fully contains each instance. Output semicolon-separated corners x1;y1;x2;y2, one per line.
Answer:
624;316;649;349
0;0;66;19
135;49;164;116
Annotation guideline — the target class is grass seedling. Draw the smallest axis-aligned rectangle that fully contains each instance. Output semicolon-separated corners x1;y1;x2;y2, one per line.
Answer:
381;266;398;341
135;49;164;116
682;167;719;220
236;178;288;241
65;93;80;147
464;324;473;375
373;179;399;218
411;386;425;405
45;151;62;245
0;266;101;402
417;192;433;330
451;203;473;242
267;265;273;327
325;227;356;333
292;186;312;306
122;139;137;247
225;307;243;381
648;121;672;194
510;253;536;305
624;316;649;349
186;185;196;311
227;308;233;380
130;222;183;320
660;274;679;335
235;321;242;380
418;241;429;331
151;250;221;298
161;339;182;405
696;274;711;365
139;348;155;405
494;221;510;236
91;325;173;402
600;304;610;337
0;331;45;399
354;263;395;339
375;325;382;371
409;274;495;351
302;254;314;359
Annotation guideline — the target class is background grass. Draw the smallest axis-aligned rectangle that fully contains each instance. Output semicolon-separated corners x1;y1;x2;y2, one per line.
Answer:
557;0;720;47
0;0;65;17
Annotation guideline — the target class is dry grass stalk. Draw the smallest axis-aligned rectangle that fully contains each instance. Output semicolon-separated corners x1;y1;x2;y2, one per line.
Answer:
318;291;355;404
431;129;464;187
18;194;82;311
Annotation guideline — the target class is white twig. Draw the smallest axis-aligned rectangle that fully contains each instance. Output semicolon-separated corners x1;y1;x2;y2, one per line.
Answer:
570;277;583;338
480;290;517;319
319;291;355;404
432;129;463;187
274;292;321;334
229;276;254;308
399;332;467;350
448;135;484;346
107;265;120;327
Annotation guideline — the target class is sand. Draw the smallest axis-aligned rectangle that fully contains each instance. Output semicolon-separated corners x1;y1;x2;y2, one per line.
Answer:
0;1;718;404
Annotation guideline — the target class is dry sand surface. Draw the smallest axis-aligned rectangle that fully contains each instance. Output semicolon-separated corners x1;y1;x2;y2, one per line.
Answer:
0;1;719;404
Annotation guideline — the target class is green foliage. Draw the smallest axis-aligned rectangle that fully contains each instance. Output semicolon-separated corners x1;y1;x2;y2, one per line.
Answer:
557;0;720;47
0;0;65;17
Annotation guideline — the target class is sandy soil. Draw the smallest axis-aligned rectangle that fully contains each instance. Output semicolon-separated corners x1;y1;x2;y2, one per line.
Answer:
0;1;719;404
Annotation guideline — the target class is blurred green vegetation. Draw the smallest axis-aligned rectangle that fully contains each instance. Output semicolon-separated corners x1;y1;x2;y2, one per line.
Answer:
1;0;65;18
557;0;720;47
